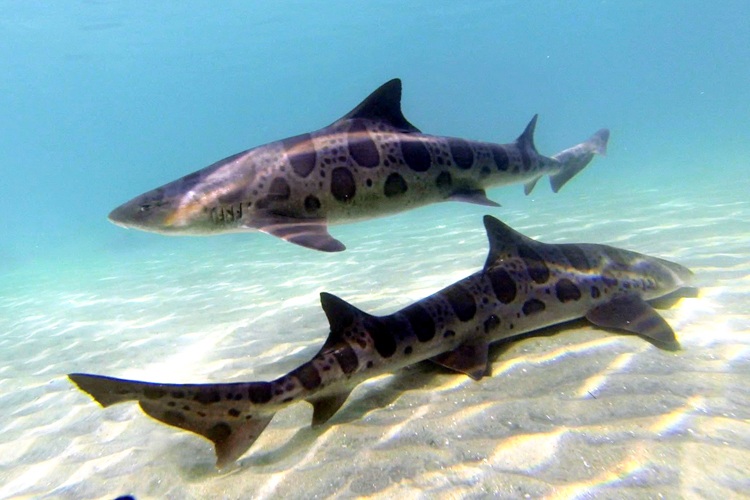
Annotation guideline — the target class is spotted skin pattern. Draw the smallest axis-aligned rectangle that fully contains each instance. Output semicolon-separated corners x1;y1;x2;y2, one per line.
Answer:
108;79;609;251
70;216;692;467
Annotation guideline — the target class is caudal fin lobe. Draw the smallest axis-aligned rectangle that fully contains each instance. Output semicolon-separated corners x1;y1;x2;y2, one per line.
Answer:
549;128;610;193
69;373;276;468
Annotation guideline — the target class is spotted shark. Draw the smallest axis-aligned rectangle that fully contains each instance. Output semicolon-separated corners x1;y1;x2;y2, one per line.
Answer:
70;216;691;467
108;79;609;251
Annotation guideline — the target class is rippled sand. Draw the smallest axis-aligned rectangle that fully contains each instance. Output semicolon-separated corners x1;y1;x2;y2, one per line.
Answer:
0;180;747;499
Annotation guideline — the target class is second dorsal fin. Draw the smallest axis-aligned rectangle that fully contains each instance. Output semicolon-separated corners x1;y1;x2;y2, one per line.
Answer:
332;78;421;133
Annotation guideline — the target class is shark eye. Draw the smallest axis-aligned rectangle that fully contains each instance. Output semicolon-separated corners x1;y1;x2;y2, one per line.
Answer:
139;204;151;212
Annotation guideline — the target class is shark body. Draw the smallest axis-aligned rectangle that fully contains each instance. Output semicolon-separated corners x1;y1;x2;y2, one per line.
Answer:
109;79;609;251
70;216;692;467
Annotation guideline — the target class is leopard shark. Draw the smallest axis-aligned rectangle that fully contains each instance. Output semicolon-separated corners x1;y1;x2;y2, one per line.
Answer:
70;216;692;467
108;79;609;251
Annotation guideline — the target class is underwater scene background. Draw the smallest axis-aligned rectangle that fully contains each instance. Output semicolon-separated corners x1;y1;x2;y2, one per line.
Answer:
1;1;748;498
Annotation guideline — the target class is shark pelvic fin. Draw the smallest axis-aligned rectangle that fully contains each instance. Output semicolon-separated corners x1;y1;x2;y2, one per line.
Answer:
515;114;539;154
482;215;542;270
251;215;345;252
585;294;679;349
334;78;421;133
447;188;501;207
307;390;353;426
430;338;490;381
549;128;610;193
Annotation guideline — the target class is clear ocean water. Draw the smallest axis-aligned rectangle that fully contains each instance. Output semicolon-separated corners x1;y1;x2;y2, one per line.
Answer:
1;2;748;499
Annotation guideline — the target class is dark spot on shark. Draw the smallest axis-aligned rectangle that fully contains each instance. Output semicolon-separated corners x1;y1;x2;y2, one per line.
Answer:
484;314;500;334
520;148;531;171
480;166;491;178
488;268;517;304
492;145;509;171
180;171;203;190
401;303;436;342
331;167;356;202
143;388;166;399
443;285;477;322
603;247;630;267
602;275;618;287
555;278;582;302
348;120;380;168
519;244;550;284
522;299;546;316
334;343;359;375
560;245;591;271
292;363;322;390
218;190;243;205
284;133;317;178
248;383;272;404
194;390;221;405
384;172;408;197
267;177;291;200
449;138;474;169
404;346;413;355
591;286;601;298
162;410;186;426
443;330;456;338
282;397;294;403
167;401;176;407
401;138;431;172
365;317;397;358
304;195;321;213
436;171;452;191
366;178;373;187
228;408;241;418
206;422;232;443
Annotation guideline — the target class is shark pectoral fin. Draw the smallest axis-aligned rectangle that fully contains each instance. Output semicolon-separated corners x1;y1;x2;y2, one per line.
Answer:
251;215;345;252
585;294;679;349
307;390;353;426
430;339;490;381
139;400;274;468
447;189;501;208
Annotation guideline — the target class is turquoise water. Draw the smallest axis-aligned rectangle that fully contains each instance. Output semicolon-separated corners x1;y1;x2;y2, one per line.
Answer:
1;2;749;499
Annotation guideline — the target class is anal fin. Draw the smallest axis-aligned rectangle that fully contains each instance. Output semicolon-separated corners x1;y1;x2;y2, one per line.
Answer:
250;214;345;252
585;294;679;349
307;390;352;426
447;189;501;208
430;338;490;381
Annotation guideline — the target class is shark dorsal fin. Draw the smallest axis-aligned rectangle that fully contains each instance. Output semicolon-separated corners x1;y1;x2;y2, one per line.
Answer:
515;114;539;154
482;215;542;269
334;78;421;133
319;292;364;347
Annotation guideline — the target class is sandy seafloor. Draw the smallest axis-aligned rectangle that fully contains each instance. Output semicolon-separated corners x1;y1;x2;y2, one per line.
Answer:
0;177;748;499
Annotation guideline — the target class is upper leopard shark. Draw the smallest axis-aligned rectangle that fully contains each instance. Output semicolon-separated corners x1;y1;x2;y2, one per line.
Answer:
70;216;692;467
109;79;609;251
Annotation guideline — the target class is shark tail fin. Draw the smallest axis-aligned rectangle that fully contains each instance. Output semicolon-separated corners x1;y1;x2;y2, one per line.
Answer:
69;373;277;468
548;128;610;193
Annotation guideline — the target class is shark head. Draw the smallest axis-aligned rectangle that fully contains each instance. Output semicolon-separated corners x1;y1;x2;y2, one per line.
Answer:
108;184;182;232
109;151;255;235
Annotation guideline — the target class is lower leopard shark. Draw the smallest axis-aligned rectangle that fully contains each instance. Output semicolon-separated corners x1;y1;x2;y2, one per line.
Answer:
70;216;692;467
108;79;609;251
